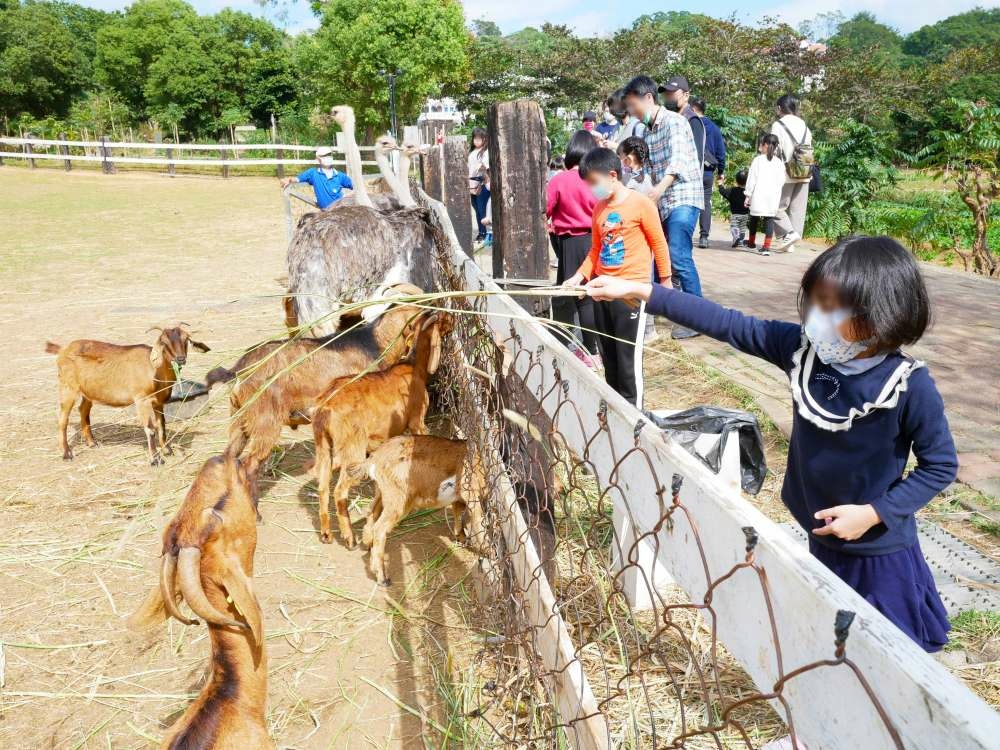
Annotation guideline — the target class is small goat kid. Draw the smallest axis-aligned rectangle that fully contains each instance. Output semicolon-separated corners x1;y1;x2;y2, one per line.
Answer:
209;285;428;482
128;453;272;750
46;325;209;465
352;435;484;586
311;312;451;547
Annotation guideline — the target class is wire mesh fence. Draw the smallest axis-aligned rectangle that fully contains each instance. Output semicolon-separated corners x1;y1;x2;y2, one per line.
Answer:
420;194;999;749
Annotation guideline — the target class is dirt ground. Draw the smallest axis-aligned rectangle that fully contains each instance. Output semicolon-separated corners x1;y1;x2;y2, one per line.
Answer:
0;169;479;749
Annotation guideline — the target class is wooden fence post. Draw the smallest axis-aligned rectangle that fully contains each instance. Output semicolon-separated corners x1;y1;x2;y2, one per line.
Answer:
59;133;71;171
166;147;175;177
219;141;229;178
24;140;35;169
441;136;473;256
275;147;284;179
100;136;113;174
487;100;550;289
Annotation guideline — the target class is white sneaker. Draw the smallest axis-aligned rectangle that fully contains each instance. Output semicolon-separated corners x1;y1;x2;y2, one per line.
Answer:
774;232;800;251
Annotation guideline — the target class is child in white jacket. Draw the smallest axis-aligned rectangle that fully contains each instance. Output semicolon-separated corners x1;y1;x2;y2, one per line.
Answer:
744;133;786;255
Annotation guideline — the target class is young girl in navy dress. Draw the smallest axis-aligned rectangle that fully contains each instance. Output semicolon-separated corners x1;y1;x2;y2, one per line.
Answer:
585;236;957;652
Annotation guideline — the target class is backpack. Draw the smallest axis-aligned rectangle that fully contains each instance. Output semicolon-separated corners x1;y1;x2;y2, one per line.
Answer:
777;119;815;181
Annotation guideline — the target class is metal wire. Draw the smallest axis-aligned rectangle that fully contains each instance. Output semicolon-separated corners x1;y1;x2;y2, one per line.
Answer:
429;248;904;749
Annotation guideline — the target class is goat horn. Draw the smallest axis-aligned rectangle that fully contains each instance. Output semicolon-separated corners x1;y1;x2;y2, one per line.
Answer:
160;553;198;626
177;547;248;631
145;326;164;334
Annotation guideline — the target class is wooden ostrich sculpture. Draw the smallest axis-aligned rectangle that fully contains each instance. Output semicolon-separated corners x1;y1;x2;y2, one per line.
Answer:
284;106;436;336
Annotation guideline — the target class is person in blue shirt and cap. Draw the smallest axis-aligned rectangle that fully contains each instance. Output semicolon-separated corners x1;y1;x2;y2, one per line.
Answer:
280;146;354;209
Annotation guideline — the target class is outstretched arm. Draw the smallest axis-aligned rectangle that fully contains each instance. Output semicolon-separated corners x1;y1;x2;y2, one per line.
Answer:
585;278;800;369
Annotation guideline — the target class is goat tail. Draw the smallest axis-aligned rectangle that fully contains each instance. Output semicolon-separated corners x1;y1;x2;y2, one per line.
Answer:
205;365;236;389
45;341;62;355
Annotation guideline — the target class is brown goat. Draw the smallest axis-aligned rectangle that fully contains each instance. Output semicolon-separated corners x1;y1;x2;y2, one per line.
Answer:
208;285;428;482
46;325;210;465
128;453;271;749
351;435;485;585
311;312;452;547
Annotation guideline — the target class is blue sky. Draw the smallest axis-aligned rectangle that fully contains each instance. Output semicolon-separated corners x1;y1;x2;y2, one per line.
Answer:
76;0;1000;37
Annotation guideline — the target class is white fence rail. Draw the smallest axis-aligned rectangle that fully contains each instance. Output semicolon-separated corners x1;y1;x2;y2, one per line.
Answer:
422;192;1000;748
0;137;376;172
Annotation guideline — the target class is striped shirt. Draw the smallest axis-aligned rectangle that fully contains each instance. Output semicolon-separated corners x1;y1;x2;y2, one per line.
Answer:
644;107;704;215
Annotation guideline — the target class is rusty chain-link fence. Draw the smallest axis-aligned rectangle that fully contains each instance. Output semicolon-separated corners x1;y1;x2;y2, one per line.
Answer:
418;192;998;749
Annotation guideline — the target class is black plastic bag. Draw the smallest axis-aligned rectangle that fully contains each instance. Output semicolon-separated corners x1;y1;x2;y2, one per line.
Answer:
644;406;768;495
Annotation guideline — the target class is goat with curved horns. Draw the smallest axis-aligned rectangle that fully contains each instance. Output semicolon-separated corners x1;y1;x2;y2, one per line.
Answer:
129;453;273;749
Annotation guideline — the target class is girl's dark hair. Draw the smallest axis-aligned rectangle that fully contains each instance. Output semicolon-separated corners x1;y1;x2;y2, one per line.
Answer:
549;154;565;171
606;88;628;119
798;236;931;352
776;94;799;115
761;133;780;160
564;130;597;170
470;127;488;152
579;147;622;180
617;136;649;168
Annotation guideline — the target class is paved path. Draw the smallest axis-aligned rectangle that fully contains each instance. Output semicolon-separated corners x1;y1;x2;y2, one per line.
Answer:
685;227;1000;498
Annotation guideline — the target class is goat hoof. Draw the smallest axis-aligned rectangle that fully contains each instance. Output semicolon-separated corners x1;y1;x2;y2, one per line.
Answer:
320;532;333;544
378;578;391;587
163;446;174;456
85;440;98;449
151;456;163;467
62;450;74;461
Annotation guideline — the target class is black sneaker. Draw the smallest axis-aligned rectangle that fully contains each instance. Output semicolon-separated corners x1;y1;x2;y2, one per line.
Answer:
731;237;741;248
697;237;709;249
745;241;756;249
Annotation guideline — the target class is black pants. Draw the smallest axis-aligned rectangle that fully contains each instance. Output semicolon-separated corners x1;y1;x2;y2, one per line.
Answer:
699;171;714;239
552;233;598;354
748;215;774;241
593;298;645;406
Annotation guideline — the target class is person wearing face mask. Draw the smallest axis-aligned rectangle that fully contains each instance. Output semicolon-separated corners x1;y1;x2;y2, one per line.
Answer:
622;75;704;341
582;235;956;658
562;147;671;406
595;104;618;140
280;146;354;209
546;131;602;364
581;111;598;134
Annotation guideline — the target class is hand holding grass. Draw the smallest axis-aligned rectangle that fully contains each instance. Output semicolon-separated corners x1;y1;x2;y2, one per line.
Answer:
584;276;652;302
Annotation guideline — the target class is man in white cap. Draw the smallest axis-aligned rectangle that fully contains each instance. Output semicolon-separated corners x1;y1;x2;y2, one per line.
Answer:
279;146;354;208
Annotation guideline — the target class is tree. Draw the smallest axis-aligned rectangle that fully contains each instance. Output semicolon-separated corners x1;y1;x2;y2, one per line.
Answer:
305;0;469;136
471;19;501;38
827;12;903;61
915;99;1000;276
0;1;91;118
903;8;1000;60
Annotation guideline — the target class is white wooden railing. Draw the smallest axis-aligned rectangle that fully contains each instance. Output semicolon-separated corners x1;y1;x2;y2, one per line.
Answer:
0;137;376;172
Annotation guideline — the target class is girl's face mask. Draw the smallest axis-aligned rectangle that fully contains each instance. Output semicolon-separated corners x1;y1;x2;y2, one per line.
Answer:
804;307;869;364
583;121;595;131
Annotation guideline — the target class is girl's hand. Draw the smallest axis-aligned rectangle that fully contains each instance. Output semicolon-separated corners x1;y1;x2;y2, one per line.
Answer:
586;276;651;302
743;197;750;208
812;504;882;541
562;273;585;288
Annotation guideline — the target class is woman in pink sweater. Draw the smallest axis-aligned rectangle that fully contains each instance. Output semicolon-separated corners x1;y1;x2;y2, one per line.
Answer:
547;130;600;358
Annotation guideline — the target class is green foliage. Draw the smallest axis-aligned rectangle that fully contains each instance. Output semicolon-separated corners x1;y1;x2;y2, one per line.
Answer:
303;0;468;135
0;1;93;118
805;119;900;239
903;8;1000;61
827;12;903;60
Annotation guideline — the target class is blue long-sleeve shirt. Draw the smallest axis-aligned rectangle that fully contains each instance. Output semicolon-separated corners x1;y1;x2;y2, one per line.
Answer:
703;116;726;176
647;285;958;556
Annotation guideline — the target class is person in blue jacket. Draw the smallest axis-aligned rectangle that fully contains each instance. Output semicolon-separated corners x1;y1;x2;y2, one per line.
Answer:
280;146;353;209
584;235;957;653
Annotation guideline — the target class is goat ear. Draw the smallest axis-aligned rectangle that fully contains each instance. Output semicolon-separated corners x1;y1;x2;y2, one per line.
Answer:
221;564;263;651
126;585;169;631
190;339;210;353
426;323;443;374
